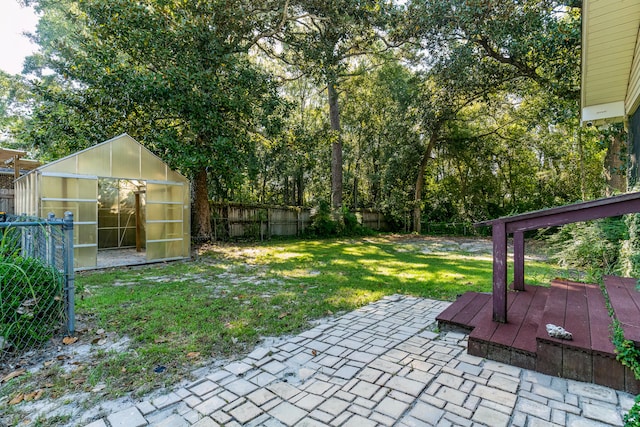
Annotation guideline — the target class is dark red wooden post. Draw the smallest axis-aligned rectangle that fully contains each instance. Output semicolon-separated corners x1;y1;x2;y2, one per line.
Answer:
492;221;508;323
513;231;525;291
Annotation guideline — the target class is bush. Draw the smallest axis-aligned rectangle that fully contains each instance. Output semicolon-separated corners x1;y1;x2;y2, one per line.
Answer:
619;214;640;278
0;255;64;352
547;217;627;279
305;201;373;238
306;200;339;237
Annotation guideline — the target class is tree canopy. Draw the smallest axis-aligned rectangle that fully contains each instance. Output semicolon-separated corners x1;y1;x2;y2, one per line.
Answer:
0;0;611;238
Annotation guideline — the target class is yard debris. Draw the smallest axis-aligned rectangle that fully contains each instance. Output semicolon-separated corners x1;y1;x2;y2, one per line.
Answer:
1;368;26;383
91;383;106;392
62;336;78;345
546;324;573;340
186;352;200;359
9;393;24;405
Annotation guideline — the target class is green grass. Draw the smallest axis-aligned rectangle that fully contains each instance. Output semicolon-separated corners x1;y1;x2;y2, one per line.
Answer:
1;235;561;416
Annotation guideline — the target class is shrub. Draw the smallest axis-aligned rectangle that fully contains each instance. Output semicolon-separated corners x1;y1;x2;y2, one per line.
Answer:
619;214;640;278
305;202;373;238
547;217;627;278
0;254;64;352
306;200;339;237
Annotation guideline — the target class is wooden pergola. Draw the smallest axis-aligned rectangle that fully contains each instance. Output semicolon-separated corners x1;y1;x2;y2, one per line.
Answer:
0;148;40;179
477;192;640;323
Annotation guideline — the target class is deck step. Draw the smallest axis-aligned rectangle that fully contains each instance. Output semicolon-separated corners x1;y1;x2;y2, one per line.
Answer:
535;280;611;383
437;276;640;393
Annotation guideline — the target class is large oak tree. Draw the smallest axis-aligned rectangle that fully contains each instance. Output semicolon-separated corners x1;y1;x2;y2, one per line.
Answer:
22;0;289;240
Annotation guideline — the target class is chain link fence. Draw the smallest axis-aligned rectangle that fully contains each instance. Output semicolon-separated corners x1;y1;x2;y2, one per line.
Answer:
0;212;75;363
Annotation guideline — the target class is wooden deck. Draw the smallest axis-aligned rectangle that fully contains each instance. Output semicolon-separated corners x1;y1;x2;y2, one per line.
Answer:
437;277;640;393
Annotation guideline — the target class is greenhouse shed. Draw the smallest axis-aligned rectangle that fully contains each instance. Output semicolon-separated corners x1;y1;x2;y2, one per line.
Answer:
15;134;191;269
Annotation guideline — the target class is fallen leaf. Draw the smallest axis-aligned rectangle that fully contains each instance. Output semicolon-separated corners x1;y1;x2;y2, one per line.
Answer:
62;336;78;345
44;360;55;367
186;352;200;359
33;389;44;400
91;337;101;344
154;337;168;344
44;383;54;388
1;369;26;383
311;349;318;356
92;384;106;392
57;355;68;360
231;337;238;344
121;367;127;373
24;391;38;401
278;312;290;319
9;394;24;405
326;310;333;315
96;328;105;335
71;378;85;385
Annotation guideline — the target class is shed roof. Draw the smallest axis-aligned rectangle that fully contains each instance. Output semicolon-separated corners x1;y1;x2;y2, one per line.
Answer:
24;133;187;183
581;0;640;125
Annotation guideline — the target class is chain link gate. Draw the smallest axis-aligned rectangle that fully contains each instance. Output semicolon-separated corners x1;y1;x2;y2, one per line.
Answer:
0;212;75;363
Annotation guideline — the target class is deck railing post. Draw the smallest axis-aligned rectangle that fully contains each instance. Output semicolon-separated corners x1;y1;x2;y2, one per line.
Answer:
513;231;525;291
492;221;508;323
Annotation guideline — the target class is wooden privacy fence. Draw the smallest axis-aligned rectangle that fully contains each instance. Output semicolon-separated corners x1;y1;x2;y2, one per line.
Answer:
0;189;14;214
210;203;388;240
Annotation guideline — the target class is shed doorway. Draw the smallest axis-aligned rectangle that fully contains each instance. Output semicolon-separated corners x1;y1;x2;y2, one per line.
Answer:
97;178;146;252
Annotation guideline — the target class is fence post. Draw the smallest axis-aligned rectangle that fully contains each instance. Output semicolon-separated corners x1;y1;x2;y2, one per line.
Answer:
63;211;75;335
47;212;56;267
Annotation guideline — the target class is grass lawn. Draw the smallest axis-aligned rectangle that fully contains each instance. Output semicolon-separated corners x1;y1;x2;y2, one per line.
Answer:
1;235;561;421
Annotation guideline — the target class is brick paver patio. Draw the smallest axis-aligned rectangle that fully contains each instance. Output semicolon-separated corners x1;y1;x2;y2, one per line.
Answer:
80;295;634;426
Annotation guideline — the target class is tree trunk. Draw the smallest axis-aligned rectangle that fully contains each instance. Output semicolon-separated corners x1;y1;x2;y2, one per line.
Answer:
604;132;627;195
328;78;342;212
413;132;438;233
296;167;304;206
193;168;212;242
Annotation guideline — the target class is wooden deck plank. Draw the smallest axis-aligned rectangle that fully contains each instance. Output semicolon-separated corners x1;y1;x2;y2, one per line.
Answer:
470;287;520;342
451;293;492;327
563;281;591;349
585;282;615;354
512;285;549;353
536;279;568;377
490;288;536;348
436;292;478;323
467;293;494;327
605;275;640;344
536;279;568;341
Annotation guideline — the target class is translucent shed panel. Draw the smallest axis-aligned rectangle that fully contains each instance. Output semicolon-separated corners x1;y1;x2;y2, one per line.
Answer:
43;156;78;174
147;183;183;203
147;240;183;260
15;173;39;216
146;222;183;241
74;223;97;246
111;138;141;178
75;246;97;269
41;176;97;200
40;201;97;224
146;203;183;222
182;203;190;258
77;142;111;176
167;169;187;184
140;148;167;181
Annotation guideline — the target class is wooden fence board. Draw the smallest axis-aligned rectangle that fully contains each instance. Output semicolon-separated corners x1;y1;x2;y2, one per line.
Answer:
210;203;385;240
